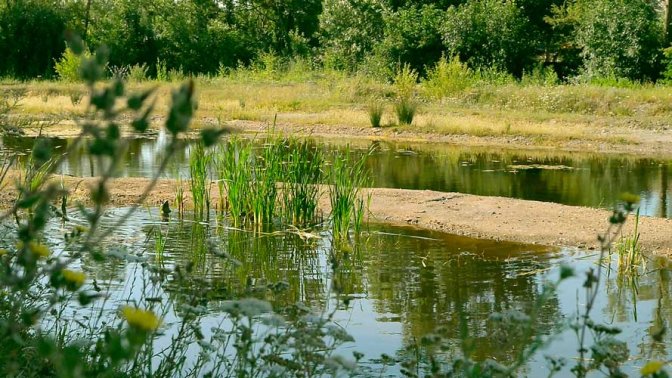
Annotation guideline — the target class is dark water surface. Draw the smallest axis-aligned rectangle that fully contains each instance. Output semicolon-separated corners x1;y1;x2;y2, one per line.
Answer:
3;133;671;217
29;208;672;376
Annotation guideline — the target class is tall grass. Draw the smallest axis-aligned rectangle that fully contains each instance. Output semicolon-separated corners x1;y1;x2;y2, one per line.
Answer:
614;208;644;274
189;142;211;219
367;100;384;128
329;147;371;240
215;138;253;226
249;139;282;229
281;139;324;226
393;64;418;126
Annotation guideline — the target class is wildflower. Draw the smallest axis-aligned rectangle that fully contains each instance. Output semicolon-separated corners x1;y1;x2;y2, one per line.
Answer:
28;242;50;259
619;192;640;205
641;361;665;376
121;306;161;332
62;269;86;290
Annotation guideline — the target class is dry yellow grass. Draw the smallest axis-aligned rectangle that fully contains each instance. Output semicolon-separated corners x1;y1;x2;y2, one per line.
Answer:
3;77;672;150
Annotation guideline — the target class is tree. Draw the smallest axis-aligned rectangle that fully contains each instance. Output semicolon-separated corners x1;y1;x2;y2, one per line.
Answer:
0;0;69;78
441;0;534;76
572;0;663;81
319;0;387;70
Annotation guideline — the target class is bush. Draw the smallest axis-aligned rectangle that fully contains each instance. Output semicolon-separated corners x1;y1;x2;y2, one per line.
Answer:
572;0;663;81
128;63;149;82
54;47;86;82
441;0;534;77
423;55;476;98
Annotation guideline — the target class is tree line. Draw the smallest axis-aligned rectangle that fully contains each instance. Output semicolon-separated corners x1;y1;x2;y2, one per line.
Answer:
0;0;670;82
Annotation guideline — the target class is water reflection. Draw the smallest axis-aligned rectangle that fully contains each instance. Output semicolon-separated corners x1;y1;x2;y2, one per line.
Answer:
30;208;672;375
4;134;672;218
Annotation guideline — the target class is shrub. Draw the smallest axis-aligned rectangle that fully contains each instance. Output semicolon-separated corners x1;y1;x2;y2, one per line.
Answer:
441;0;534;77
128;63;149;82
571;0;663;81
423;55;475;98
54;47;85;82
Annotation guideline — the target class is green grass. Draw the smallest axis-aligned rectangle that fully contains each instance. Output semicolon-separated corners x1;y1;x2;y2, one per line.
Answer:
281;139;324;226
189;142;211;220
329;146;371;241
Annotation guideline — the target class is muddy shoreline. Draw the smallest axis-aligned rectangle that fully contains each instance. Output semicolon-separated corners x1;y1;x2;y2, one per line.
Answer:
2;173;670;256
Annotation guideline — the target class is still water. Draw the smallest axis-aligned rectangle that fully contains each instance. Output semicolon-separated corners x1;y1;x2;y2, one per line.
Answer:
30;208;672;376
2;133;671;218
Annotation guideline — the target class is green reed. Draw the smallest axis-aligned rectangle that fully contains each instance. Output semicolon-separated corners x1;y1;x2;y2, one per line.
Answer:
329;146;371;240
215;138;253;226
281;139;324;227
614;208;644;274
249;138;282;229
189;142;211;220
174;175;185;218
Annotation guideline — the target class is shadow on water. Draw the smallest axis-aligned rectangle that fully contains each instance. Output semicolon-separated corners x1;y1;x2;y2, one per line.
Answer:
31;207;672;375
3;133;672;217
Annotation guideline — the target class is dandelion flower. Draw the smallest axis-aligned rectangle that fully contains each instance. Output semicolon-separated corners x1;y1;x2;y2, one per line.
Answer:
62;269;86;289
28;242;50;259
121;306;161;332
641;361;665;376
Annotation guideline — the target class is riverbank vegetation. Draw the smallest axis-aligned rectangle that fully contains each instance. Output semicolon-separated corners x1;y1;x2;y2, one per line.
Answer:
3;0;672;146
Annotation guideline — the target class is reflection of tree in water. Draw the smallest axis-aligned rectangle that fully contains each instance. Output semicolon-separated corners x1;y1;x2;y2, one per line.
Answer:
361;227;563;363
354;140;671;214
145;218;367;311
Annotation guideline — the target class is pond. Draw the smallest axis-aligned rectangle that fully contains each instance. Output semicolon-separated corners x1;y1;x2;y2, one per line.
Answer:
23;207;672;376
2;133;671;218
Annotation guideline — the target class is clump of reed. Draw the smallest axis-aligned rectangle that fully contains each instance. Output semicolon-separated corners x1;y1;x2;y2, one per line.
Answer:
329;147;371;240
614;208;644;274
393;64;418;126
281;139;324;226
174;175;185;218
189;142;212;219
215;138;253;226
367;100;384;128
249;139;282;229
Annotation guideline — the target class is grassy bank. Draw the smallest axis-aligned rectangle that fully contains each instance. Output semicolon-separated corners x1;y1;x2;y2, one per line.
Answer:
3;67;672;148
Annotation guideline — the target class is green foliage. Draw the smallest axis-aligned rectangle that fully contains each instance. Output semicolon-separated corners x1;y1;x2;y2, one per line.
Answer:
571;0;663;81
54;47;86;82
128;63;149;82
377;4;445;75
0;0;68;78
441;0;534;77
319;0;387;70
394;64;418;125
423;55;476;98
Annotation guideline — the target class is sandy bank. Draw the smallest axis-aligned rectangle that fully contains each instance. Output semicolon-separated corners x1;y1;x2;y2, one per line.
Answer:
1;173;670;256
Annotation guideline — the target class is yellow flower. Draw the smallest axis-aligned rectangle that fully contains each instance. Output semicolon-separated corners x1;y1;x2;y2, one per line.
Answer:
121;306;161;332
28;242;50;259
620;192;641;205
641;360;665;376
62;269;86;289
0;249;8;257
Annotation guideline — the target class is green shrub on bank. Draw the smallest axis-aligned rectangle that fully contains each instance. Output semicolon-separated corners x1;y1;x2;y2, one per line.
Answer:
54;47;87;82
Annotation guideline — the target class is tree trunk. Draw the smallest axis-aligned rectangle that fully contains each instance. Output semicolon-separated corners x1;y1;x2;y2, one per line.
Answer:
84;0;93;42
